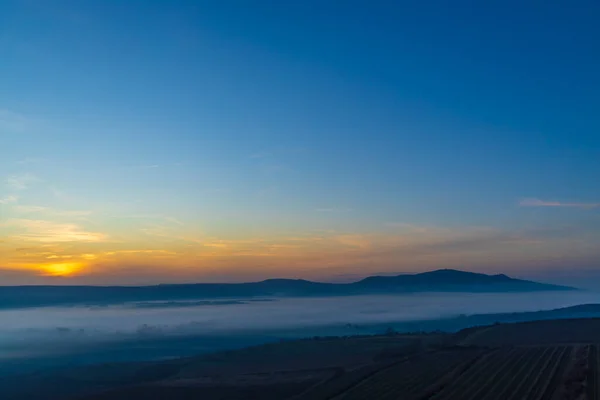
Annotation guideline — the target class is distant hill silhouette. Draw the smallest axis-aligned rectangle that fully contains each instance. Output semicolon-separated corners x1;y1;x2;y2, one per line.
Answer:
0;269;574;309
381;303;600;334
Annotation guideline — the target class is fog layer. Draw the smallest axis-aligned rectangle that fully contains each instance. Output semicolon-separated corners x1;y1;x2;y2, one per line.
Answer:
3;291;599;339
1;290;599;377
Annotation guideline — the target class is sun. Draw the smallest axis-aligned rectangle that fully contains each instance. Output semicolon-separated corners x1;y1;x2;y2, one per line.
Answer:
42;262;82;277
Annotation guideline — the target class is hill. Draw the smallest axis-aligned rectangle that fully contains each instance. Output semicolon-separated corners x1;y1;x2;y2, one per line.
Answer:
353;269;569;292
320;304;600;335
460;316;600;346
456;303;600;327
0;269;574;309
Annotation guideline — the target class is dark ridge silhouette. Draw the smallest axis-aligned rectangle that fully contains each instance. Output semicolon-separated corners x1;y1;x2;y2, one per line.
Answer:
0;269;574;309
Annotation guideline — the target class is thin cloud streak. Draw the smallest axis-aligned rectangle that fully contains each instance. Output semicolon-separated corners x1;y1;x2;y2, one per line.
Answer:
17;157;45;165
119;214;184;225
520;198;600;209
4;219;108;243
13;205;48;213
13;205;93;217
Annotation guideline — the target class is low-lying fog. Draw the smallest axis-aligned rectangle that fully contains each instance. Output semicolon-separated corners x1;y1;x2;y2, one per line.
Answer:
4;291;600;341
2;291;600;374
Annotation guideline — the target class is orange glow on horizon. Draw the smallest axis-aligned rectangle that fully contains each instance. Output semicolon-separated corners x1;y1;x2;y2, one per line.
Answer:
1;217;598;284
42;262;83;277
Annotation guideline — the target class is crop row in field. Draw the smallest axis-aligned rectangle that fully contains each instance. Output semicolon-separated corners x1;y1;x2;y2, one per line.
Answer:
334;348;484;400
328;345;578;400
430;345;573;400
589;345;600;400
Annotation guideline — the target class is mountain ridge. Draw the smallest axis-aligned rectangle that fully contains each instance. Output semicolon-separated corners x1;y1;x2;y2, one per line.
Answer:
0;269;575;309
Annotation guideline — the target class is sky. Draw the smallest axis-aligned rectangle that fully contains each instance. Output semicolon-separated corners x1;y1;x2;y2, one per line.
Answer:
1;0;599;286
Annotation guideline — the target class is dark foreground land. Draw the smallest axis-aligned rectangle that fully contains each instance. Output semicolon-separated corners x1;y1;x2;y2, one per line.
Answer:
4;318;600;399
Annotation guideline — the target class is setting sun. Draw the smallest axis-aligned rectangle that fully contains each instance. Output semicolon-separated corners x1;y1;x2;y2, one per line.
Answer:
42;262;82;277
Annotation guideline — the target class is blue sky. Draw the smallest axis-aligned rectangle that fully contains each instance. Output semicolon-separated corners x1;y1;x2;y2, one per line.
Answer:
1;1;599;285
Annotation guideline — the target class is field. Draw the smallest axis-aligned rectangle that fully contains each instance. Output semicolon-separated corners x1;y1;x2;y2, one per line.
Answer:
294;318;600;400
6;318;600;399
303;344;600;400
589;345;600;400
0;334;437;400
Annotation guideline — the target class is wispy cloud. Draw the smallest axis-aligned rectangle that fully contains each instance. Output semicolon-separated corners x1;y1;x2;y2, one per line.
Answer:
5;219;108;243
121;214;184;226
6;173;38;191
13;205;92;217
385;222;433;233
163;216;184;225
12;205;47;213
334;234;372;250
316;207;353;213
17;157;45;165
131;164;160;170
519;198;600;209
50;187;69;200
203;242;228;248
0;195;18;204
103;249;177;256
